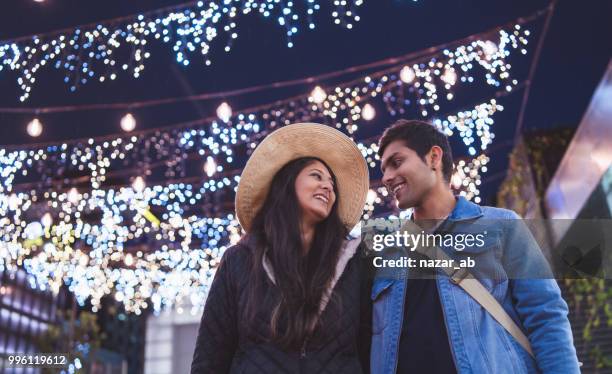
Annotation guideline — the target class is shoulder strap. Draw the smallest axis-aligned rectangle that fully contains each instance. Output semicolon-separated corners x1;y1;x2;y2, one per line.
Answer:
401;222;535;358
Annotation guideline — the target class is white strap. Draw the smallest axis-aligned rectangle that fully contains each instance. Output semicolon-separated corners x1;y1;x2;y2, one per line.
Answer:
400;222;535;358
453;277;534;357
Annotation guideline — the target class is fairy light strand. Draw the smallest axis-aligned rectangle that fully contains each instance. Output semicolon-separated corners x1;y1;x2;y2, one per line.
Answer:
0;0;365;102
0;23;535;314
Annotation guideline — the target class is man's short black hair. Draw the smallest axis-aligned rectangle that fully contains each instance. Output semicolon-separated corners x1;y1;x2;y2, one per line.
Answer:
378;119;454;182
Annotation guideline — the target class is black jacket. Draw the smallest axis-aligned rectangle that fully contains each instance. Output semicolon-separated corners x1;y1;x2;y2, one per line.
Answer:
191;236;372;373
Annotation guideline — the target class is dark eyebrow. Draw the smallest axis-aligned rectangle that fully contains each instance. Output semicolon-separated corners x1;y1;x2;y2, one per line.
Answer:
309;167;335;184
381;151;399;173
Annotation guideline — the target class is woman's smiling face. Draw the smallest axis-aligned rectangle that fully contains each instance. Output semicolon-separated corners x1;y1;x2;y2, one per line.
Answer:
294;160;337;225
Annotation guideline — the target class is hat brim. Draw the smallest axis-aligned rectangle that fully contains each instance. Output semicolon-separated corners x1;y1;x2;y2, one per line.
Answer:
235;123;369;232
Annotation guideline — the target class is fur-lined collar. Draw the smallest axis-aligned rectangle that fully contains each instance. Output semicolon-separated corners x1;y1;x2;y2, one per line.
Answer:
261;237;361;315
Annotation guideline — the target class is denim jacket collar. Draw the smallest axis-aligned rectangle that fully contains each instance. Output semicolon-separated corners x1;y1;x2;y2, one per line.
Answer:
406;195;483;222
447;195;484;221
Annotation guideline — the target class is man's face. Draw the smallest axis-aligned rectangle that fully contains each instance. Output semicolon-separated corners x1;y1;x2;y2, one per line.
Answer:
380;140;436;210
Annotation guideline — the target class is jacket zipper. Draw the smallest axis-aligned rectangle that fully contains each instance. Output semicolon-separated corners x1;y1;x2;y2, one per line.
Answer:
393;275;408;374
298;336;309;374
436;274;460;371
300;336;310;358
433;220;459;371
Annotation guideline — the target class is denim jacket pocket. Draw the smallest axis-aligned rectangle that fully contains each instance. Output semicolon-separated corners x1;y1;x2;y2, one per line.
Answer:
371;278;393;335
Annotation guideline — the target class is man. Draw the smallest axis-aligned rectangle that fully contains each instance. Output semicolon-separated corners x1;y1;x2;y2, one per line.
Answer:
370;119;580;373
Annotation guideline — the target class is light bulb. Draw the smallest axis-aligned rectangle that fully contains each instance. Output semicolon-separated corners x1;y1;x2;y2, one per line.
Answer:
216;102;232;122
310;86;327;104
483;41;498;59
204;156;217;177
25;222;43;240
8;194;19;211
27;118;43;137
361;103;376;121
67;187;79;204
41;213;53;228
132;176;145;192
169;215;183;229
366;189;377;205
400;66;415;84
121;113;136;132
441;68;457;86
451;174;463;189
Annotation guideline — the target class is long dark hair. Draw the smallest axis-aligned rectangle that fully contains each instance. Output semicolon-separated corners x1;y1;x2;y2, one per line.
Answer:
243;157;348;350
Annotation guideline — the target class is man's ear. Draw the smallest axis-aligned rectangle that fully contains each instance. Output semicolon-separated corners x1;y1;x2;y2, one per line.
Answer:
427;146;444;170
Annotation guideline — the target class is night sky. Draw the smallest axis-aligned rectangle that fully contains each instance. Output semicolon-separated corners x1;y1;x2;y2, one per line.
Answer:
0;0;610;205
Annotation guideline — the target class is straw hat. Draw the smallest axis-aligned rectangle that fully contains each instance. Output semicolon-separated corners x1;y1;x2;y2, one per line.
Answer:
235;123;369;232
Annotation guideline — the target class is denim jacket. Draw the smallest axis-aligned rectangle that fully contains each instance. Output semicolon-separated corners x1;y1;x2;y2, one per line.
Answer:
370;196;580;374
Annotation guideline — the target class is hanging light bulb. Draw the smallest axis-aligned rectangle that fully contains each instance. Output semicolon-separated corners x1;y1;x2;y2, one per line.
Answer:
441;68;457;86
216;102;232;122
204;156;217;177
451;173;463;189
8;194;19;211
366;189;377;205
124;253;134;266
310;86;327;104
132;176;145;192
169;215;183;229
121;113;136;132
67;187;79;204
25;222;43;240
361;103;376;121
41;212;53;228
399;66;415;84
27;118;43;137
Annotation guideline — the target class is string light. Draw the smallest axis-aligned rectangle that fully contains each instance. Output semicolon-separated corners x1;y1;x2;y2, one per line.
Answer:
26;118;43;137
483;40;499;59
0;95;504;311
400;66;415;83
67;187;79;204
24;221;43;240
309;85;327;104
453;155;489;202
3;24;525;189
203;156;217;177
120;113;136;132
216;102;232;123
361;103;376;121
0;22;534;313
441;67;457;86
132;176;146;192
0;0;366;101
41;212;53;228
366;189;377;205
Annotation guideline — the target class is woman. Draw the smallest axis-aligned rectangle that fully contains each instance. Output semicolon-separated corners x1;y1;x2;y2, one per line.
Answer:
191;123;372;373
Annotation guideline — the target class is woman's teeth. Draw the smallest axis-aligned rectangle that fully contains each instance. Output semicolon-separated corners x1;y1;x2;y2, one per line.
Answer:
314;194;329;203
